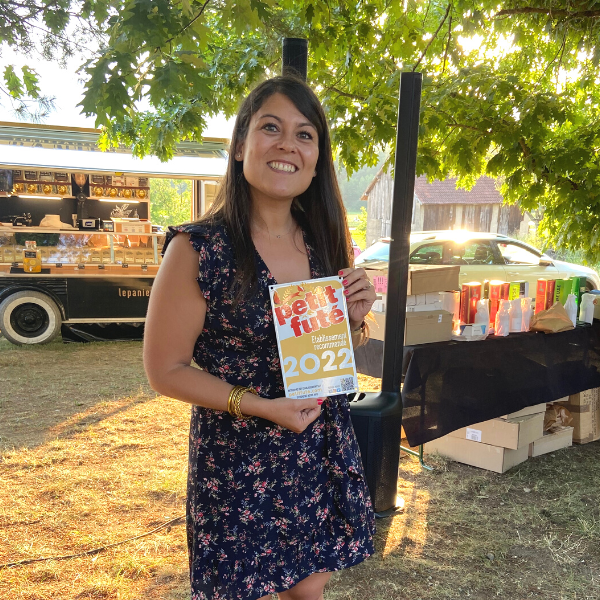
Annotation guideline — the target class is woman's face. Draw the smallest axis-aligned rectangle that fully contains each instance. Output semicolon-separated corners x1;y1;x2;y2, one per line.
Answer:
237;93;319;206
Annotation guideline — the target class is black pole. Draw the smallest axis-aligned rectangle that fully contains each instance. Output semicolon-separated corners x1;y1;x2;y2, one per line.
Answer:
282;38;308;81
381;72;423;393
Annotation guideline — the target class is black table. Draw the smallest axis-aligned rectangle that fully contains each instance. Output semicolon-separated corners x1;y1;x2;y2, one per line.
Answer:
355;322;600;447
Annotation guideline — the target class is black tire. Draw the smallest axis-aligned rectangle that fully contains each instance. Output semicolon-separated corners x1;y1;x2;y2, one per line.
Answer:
0;291;62;345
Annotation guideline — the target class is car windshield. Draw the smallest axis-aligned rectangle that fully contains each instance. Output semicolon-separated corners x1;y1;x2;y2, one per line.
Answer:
356;242;390;263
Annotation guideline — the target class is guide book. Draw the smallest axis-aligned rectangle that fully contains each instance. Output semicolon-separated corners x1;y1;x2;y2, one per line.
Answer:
269;276;359;399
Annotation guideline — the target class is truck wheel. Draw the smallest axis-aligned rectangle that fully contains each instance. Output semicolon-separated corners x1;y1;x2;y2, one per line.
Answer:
0;291;62;345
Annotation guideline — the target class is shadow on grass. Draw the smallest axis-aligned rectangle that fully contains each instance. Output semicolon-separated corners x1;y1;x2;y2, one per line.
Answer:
0;338;159;451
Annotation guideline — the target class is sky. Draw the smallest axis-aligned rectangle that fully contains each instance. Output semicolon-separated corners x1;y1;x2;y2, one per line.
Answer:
0;47;236;140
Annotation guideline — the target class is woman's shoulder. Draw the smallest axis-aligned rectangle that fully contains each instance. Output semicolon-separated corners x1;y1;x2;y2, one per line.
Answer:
163;219;230;255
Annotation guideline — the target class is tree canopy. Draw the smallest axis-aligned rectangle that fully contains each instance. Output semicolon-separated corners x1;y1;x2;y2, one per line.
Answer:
1;0;599;257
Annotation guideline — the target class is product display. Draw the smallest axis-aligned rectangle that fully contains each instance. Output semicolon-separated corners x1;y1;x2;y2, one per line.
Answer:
521;297;533;331
460;282;482;324
0;227;162;270
580;293;596;324
564;294;577;326
489;280;510;327
509;298;523;333
495;299;511;336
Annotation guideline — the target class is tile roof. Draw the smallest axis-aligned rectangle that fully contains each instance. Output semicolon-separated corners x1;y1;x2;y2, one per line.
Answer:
361;172;504;205
413;175;503;205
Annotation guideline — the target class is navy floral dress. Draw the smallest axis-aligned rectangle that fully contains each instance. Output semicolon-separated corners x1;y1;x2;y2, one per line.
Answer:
163;222;375;600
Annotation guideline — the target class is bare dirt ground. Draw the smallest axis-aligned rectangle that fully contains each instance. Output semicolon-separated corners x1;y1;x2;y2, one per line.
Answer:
2;338;600;599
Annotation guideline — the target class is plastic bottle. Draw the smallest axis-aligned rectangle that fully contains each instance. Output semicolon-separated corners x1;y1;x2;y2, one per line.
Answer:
521;297;533;332
474;298;490;327
580;293;595;325
564;293;577;326
495;299;510;336
509;298;523;332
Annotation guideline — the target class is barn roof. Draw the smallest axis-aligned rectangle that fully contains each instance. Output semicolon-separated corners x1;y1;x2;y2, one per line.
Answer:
414;175;503;205
361;171;503;205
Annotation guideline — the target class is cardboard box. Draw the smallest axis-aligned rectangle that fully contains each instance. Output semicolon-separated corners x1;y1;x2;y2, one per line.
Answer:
508;282;521;300
405;310;453;345
499;402;547;420
460;282;482;324
554;279;571;306
425;435;529;473
407;265;460;295
406;292;443;312
508;280;529;299
529;426;573;457
535;279;554;314
366;265;459;298
554;388;600;444
448;412;544;450
489;281;510;325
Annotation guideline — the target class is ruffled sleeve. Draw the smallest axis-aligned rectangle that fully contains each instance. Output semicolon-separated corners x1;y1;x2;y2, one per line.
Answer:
162;223;232;302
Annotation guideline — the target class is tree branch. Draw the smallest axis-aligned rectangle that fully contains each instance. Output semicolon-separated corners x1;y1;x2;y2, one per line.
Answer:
442;12;452;75
327;87;367;101
163;0;212;46
495;7;600;19
413;3;452;72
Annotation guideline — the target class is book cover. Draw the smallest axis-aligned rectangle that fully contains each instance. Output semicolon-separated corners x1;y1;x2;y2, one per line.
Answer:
269;276;359;399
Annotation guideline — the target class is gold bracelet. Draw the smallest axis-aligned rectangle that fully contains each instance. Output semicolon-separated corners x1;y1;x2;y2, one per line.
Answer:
227;385;257;419
227;386;245;417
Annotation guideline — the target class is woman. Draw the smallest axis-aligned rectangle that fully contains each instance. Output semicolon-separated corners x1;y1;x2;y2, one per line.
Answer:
144;75;377;600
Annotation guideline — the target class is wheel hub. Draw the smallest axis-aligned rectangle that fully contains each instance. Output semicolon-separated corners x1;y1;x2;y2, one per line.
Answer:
10;303;49;337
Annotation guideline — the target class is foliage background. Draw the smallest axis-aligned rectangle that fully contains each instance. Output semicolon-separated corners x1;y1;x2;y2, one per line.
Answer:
1;0;599;258
149;179;193;228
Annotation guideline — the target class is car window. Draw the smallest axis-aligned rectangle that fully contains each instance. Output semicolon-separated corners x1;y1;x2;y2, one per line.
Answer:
460;241;497;265
410;243;444;265
498;242;540;265
355;242;389;263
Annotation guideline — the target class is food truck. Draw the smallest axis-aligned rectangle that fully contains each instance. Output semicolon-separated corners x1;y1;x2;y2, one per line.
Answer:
0;122;227;345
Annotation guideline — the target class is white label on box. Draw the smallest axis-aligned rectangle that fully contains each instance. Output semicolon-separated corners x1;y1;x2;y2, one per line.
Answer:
438;314;442;323
466;428;482;442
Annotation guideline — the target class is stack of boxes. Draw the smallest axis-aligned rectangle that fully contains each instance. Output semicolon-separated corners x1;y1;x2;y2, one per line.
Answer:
424;405;548;473
422;388;600;473
366;264;460;346
535;276;587;314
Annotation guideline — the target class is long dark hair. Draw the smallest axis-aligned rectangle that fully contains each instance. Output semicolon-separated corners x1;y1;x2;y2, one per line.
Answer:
201;75;353;302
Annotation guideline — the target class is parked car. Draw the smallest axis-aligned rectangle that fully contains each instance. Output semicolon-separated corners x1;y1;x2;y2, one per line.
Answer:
355;231;600;291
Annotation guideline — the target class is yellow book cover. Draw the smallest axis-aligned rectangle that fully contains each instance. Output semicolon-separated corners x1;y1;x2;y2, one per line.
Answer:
269;276;359;399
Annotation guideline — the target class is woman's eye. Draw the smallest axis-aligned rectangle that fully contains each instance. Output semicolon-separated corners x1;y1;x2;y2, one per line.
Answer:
298;131;314;140
262;123;278;132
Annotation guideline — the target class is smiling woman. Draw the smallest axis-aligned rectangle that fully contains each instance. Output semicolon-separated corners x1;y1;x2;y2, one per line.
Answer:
143;76;377;600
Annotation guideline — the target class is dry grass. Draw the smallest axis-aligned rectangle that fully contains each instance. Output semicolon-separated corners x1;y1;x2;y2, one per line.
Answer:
2;339;600;599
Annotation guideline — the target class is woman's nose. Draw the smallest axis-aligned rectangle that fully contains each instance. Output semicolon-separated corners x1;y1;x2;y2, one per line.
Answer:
277;132;297;152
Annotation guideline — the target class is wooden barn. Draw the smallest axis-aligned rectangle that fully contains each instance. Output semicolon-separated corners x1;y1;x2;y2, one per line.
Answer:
361;171;523;247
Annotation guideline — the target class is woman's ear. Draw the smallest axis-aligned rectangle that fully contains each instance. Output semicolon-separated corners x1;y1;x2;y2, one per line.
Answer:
235;143;244;161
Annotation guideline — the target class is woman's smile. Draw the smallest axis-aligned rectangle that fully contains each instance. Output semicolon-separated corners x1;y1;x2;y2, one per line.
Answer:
267;161;298;173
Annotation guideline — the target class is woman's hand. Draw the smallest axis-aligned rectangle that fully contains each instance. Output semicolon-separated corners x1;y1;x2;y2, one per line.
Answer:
260;397;323;433
338;267;377;328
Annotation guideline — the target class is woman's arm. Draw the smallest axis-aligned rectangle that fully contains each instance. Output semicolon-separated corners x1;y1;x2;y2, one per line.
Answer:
143;234;321;432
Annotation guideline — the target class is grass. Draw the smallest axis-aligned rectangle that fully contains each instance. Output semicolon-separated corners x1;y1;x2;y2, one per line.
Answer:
2;339;600;599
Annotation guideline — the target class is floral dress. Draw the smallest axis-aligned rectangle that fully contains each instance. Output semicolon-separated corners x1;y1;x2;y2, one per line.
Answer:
163;223;375;600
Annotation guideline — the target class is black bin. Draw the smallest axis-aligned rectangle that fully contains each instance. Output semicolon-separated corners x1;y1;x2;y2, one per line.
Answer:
349;391;402;514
